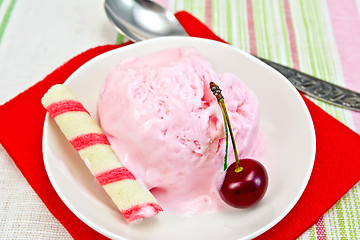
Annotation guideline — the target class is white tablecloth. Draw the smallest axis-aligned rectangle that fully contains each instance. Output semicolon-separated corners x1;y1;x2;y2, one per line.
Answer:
0;1;113;238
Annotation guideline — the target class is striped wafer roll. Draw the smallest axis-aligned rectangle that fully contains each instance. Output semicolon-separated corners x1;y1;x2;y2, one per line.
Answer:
41;84;162;222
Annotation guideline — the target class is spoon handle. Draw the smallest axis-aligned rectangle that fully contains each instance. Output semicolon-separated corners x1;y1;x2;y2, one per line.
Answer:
258;57;360;112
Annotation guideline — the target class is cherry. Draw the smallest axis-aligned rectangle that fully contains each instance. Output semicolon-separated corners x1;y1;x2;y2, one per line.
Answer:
210;82;268;208
219;159;268;208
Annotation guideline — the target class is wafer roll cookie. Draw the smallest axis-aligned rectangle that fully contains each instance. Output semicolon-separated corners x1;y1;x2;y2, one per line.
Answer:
41;84;162;222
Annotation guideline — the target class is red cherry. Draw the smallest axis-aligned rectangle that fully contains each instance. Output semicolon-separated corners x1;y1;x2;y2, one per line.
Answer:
209;82;268;208
219;159;268;208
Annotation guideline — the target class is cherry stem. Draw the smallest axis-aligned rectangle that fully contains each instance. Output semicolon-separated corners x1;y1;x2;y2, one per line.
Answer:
219;99;229;171
210;82;243;173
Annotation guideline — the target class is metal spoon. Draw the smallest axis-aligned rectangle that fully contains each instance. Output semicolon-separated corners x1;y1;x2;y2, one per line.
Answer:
104;0;360;112
104;0;187;42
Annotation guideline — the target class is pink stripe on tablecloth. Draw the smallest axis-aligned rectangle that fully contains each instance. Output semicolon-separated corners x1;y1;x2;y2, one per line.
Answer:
246;0;257;55
315;216;327;240
283;0;300;70
327;0;360;133
205;0;212;28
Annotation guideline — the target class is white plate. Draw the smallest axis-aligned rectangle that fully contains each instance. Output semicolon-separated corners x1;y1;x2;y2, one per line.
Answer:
42;37;316;240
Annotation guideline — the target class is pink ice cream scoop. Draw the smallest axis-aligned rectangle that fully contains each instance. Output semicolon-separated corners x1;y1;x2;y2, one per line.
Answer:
98;47;262;214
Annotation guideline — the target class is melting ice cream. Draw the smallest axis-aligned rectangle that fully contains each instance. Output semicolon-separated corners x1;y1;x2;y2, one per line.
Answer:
98;47;262;214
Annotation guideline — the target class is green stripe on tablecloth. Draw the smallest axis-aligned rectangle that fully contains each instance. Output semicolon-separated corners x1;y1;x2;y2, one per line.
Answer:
171;0;185;15
355;184;360;236
210;0;215;32
252;0;266;57
278;0;292;66
0;0;16;45
256;0;273;59
225;0;233;44
171;0;205;27
196;0;206;23
301;1;334;117
298;0;321;75
336;200;348;239
290;0;348;124
181;0;205;23
212;0;222;39
354;184;360;234
230;0;249;52
212;0;219;38
212;0;225;40
344;193;352;238
183;0;191;16
116;33;125;45
308;225;316;240
210;1;251;52
344;192;356;239
238;0;249;52
347;184;360;239
328;207;339;240
252;0;293;65
172;0;207;32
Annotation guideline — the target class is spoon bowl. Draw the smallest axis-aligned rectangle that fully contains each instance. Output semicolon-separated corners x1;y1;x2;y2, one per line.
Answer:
104;0;188;42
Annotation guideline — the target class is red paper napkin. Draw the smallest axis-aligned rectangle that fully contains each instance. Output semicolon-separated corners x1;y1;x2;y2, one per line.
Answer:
0;11;359;240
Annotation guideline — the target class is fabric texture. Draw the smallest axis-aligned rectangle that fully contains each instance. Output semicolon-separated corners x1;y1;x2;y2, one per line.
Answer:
0;11;359;240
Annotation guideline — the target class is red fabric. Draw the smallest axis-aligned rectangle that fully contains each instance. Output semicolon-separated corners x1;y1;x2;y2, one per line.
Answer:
0;11;359;240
